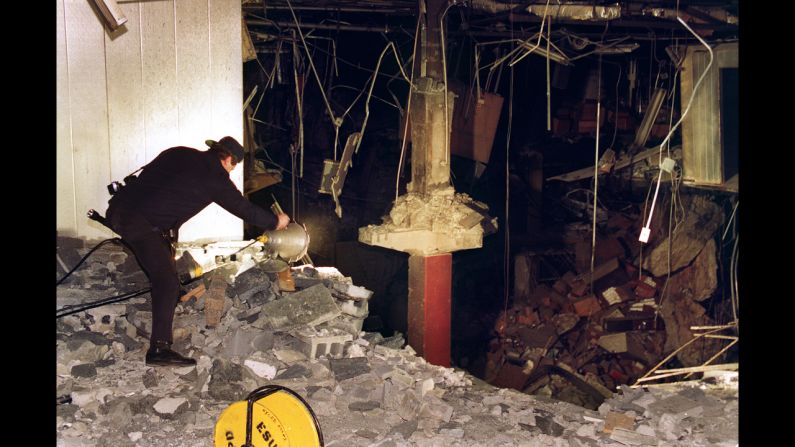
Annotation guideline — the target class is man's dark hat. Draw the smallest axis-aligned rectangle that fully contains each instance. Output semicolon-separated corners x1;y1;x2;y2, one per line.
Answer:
205;136;245;163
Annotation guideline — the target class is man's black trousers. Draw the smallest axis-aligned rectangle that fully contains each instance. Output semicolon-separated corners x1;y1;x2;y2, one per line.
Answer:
106;205;179;345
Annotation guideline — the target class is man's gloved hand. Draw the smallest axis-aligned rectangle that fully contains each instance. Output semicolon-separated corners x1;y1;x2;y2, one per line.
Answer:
275;213;290;230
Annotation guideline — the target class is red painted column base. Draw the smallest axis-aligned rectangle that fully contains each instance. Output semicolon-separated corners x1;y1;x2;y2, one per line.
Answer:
408;253;451;367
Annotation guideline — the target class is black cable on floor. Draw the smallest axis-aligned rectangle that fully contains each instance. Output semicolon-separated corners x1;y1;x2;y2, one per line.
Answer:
56;238;125;286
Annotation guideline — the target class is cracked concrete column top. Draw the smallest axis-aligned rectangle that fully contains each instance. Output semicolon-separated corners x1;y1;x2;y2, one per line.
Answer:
359;187;497;256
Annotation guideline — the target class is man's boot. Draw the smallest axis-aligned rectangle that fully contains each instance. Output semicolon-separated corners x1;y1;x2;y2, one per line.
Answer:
145;340;196;366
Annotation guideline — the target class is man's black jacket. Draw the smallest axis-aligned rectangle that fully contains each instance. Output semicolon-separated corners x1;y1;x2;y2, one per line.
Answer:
108;146;277;233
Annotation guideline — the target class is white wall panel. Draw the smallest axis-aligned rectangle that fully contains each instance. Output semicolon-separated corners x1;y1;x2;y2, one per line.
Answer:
105;2;146;190
56;0;76;237
176;0;220;242
57;0;245;242
192;0;245;242
141;0;180;161
63;0;112;240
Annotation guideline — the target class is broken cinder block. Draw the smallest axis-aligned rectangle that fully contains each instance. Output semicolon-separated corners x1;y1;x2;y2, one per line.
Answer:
253;284;341;330
294;328;353;359
337;298;369;318
331;282;373;301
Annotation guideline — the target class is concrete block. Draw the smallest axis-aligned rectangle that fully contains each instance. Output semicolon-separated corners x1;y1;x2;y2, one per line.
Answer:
153;397;188;417
601;286;632;306
253;284;341;330
243;359;277;379
397;389;421;421
610;427;659;445
598;333;628;353
318;314;365;336
332;282;374;301
386;368;415;389
329;357;371;381
71;363;97;378
337;298;369;318
223;328;258;358
295;329;353;359
418;398;453;423
275;364;310;380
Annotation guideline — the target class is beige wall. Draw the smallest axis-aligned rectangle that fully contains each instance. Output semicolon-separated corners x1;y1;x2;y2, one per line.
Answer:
57;0;245;242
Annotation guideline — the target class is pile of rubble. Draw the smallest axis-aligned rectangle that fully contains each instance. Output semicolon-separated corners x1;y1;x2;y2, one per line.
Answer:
488;193;734;408
56;237;737;447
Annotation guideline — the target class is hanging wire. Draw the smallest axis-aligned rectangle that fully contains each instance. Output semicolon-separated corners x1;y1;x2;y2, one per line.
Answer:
440;2;454;170
285;0;338;128
640;16;713;241
396;12;422;201
503;5;515;322
545;15;552;131
590;26;606;294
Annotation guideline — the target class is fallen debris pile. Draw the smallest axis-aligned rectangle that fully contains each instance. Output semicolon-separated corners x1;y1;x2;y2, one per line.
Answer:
487;192;735;409
56;238;737;446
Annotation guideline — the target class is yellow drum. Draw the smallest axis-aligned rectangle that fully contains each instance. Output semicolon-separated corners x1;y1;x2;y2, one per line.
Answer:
214;385;323;447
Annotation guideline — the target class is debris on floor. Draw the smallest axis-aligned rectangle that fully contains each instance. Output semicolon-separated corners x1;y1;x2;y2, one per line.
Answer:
56;238;737;447
492;192;736;410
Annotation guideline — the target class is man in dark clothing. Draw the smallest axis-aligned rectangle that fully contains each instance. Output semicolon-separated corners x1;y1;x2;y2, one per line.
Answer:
106;136;289;366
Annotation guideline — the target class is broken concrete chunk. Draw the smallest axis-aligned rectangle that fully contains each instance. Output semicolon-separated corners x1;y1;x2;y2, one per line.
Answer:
67;330;113;348
253;284;341;330
349;400;381;412
397;390;422;421
377;333;407;350
329;357;371;381
535;415;565;437
419;399;454;423
273;349;307;363
331;282;374;301
610;427;659;445
318;314;365;337
231;267;276;306
603;411;635;433
275;364;310;380
337;298;369;318
153;397;188;417
243;359;277;379
71;363;97;378
598;333;628;353
207;359;247;401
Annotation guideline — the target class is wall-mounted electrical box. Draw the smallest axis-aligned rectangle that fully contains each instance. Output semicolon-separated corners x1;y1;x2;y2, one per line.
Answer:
680;42;738;191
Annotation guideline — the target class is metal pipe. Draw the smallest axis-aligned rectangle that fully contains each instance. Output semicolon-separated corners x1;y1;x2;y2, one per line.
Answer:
244;4;413;14
248;19;397;33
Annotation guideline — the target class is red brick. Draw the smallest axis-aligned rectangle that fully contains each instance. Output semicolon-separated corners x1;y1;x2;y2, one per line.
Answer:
516;308;539;326
573;295;602;317
552;278;570;295
595;238;626;263
634;282;656;299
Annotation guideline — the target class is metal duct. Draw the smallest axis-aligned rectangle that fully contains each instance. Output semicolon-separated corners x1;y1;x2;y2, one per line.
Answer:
643;7;738;25
527;3;621;21
470;0;513;14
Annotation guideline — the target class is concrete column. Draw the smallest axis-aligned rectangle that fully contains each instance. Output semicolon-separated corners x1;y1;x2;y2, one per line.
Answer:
408;78;455;195
407;253;452;367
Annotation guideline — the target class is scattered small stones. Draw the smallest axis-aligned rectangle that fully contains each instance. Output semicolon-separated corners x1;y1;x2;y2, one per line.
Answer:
56;243;737;447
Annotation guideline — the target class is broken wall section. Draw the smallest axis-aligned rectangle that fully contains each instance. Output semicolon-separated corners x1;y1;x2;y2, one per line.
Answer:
490;189;737;407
